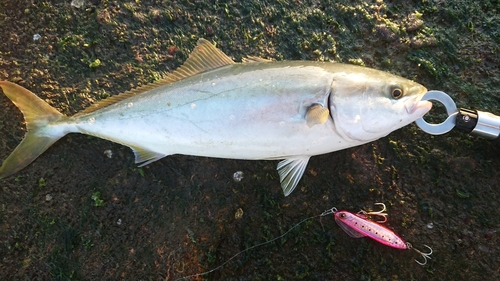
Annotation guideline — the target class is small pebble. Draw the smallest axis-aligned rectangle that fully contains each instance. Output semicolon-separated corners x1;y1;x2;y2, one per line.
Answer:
234;208;244;219
376;24;398;42
104;150;113;158
233;171;244;182
405;13;424;32
71;0;85;8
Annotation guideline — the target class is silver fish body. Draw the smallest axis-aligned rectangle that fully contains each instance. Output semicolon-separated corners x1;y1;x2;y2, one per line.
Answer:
75;61;365;159
0;39;431;196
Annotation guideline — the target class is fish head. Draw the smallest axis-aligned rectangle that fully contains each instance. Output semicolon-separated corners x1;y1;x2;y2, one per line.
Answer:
329;67;431;142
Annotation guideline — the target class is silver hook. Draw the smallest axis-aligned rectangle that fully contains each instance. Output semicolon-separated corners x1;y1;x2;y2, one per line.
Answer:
407;243;433;265
359;202;388;223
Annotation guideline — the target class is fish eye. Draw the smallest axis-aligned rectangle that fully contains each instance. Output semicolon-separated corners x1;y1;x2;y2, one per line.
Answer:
391;86;404;99
339;213;346;218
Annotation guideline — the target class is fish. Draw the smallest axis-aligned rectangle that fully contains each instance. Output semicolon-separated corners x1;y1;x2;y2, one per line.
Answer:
0;38;431;196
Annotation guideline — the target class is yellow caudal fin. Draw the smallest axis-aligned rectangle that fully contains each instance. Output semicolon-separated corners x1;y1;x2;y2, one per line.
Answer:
0;81;68;179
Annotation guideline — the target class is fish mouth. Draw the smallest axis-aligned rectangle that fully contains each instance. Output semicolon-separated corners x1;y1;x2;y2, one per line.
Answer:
406;98;433;115
404;87;432;116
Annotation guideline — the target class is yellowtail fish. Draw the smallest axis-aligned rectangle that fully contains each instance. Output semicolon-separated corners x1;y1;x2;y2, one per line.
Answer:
0;39;431;196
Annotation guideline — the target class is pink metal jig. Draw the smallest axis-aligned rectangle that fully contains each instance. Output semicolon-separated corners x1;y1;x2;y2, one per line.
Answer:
334;210;408;249
329;204;432;265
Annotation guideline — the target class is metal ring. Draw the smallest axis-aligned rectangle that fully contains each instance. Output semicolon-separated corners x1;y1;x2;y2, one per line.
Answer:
414;91;458;135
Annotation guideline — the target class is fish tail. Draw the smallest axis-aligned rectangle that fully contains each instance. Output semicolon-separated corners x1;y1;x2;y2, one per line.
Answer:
0;81;69;179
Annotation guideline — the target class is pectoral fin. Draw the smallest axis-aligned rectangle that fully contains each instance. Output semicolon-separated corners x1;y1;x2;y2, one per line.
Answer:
306;104;329;128
277;156;310;196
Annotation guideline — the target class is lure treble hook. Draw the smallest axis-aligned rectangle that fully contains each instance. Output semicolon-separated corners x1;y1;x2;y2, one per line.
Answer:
359;202;388;223
407;243;433;265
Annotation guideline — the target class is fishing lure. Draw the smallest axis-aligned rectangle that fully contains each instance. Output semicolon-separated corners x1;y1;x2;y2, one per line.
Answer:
329;203;433;265
175;204;432;280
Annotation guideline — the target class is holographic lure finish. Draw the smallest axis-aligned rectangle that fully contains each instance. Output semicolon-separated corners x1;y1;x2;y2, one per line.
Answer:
334;210;407;249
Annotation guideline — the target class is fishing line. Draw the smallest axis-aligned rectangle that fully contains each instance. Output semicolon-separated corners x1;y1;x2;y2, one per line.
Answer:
174;207;337;280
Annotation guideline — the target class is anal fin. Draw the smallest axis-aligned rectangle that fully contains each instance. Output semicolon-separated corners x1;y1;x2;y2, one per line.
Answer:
276;156;310;196
130;146;167;167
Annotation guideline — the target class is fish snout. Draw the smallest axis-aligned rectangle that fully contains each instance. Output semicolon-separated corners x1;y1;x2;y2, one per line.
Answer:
404;96;433;116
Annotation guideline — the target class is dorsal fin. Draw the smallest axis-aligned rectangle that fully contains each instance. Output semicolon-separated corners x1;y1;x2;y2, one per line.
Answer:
75;38;234;116
242;56;273;63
